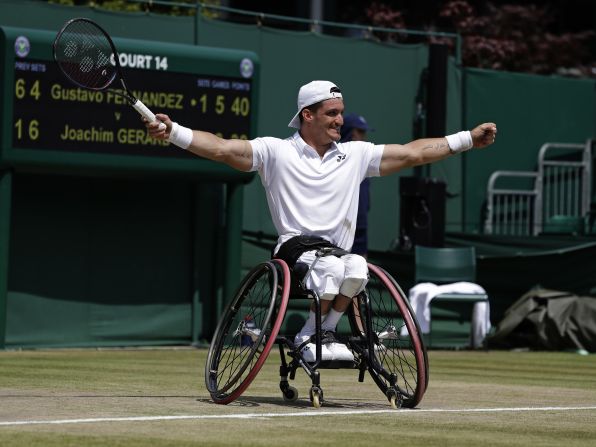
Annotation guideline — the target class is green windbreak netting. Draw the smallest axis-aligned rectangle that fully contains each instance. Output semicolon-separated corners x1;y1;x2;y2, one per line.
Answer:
1;1;594;347
463;68;596;233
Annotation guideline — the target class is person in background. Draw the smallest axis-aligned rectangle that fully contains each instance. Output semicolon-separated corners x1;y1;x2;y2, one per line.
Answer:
340;113;373;258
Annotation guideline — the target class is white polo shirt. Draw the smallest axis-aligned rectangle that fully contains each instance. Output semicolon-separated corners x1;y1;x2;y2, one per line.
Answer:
250;132;384;253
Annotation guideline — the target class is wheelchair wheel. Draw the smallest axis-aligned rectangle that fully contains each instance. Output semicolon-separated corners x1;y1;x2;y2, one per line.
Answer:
350;263;428;408
205;259;290;404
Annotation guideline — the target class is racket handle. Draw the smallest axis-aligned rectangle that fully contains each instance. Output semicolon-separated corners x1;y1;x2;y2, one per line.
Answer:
133;99;166;131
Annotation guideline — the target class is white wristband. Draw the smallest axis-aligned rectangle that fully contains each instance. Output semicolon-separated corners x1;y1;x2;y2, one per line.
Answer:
445;131;473;153
168;122;193;149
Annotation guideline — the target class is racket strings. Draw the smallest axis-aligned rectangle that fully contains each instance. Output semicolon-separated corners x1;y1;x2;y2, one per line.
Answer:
55;19;117;90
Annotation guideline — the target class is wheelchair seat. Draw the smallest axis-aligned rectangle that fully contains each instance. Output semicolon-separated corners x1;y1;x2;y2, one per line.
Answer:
286;246;349;299
288;261;314;299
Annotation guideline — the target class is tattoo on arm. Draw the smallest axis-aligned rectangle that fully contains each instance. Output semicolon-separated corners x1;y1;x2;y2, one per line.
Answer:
235;141;251;160
422;142;448;152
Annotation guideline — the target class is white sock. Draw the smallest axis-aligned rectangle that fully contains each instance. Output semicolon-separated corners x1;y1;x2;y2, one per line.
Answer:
321;308;344;332
297;311;326;338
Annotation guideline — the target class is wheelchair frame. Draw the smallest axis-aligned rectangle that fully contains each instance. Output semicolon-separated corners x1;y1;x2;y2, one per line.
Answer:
205;250;428;409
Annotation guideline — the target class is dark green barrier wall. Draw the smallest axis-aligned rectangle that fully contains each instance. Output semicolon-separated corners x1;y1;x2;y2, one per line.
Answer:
5;174;232;348
8;174;193;347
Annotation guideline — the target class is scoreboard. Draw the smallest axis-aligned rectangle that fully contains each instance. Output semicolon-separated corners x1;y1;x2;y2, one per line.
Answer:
0;26;258;180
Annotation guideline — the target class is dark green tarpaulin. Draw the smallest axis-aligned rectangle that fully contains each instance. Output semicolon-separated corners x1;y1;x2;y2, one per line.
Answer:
489;287;596;352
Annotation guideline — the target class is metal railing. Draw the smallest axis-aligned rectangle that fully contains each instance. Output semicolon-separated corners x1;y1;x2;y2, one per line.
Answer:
484;171;540;236
536;142;591;233
485;139;593;236
124;0;462;62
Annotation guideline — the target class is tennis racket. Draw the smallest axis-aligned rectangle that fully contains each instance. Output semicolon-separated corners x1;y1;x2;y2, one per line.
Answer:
53;17;165;130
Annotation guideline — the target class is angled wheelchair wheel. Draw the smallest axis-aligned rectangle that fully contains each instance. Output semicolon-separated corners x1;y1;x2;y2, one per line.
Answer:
205;259;290;404
350;263;428;408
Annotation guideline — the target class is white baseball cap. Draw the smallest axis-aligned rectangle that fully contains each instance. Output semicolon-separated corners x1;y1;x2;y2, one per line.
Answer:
288;80;343;128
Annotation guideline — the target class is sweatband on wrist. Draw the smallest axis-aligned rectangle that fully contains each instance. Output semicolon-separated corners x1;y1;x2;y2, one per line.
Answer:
445;131;473;153
168;122;193;149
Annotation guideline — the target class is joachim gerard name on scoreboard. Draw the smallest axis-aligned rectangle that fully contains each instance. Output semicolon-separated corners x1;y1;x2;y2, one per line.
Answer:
59;124;169;146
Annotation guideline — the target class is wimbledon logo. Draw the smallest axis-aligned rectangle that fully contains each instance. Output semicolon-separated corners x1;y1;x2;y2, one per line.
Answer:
240;58;254;79
15;36;30;58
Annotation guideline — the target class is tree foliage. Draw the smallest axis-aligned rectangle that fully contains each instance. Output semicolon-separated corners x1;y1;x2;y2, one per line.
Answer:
362;0;595;77
48;0;221;18
46;0;595;77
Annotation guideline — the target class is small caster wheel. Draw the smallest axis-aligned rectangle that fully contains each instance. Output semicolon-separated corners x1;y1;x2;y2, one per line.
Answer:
387;389;402;410
309;386;323;408
282;385;299;402
389;394;398;410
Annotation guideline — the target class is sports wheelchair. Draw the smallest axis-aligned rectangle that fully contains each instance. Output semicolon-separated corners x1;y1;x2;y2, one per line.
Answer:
205;248;428;409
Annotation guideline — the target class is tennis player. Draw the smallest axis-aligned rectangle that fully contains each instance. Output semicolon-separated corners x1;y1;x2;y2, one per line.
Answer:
145;80;497;362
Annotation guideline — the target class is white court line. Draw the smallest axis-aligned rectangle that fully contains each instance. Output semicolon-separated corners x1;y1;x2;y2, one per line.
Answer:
1;406;596;426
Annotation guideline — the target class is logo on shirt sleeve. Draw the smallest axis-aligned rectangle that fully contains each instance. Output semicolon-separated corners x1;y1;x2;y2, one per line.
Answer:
337;154;346;162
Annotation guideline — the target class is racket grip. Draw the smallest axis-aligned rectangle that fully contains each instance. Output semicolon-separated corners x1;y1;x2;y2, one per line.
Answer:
133;100;166;131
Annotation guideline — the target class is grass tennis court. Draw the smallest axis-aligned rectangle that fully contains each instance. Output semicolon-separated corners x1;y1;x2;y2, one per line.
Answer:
1;348;595;446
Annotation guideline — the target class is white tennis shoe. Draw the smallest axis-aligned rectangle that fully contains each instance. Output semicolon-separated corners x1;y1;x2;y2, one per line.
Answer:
294;334;332;362
321;331;354;362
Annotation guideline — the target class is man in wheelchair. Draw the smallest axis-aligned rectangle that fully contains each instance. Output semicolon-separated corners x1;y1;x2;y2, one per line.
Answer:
146;80;497;364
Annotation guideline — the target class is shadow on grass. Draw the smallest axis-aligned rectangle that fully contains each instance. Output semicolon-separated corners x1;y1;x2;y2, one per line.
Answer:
197;396;392;410
2;394;201;399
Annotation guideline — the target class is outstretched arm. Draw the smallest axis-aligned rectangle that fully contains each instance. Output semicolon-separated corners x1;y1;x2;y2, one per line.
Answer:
146;114;253;172
379;122;497;176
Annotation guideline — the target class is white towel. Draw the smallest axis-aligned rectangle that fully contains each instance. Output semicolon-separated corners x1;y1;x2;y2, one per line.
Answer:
404;281;491;348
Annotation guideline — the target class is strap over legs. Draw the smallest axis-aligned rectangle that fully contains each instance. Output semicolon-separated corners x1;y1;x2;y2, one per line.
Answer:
274;235;348;289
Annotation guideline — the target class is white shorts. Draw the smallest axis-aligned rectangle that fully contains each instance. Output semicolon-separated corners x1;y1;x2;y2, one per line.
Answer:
297;251;369;301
